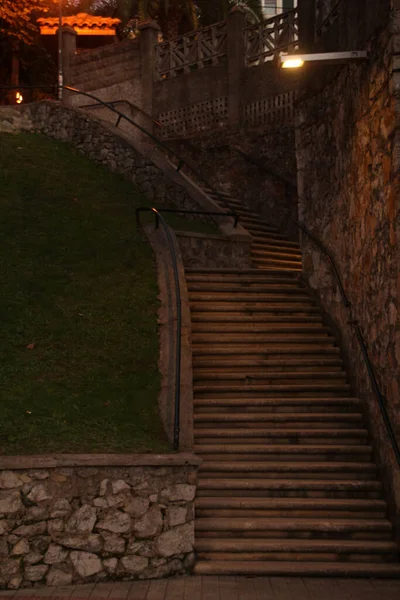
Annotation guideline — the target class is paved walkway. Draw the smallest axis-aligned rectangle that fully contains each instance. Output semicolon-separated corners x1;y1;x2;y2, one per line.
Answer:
1;577;400;600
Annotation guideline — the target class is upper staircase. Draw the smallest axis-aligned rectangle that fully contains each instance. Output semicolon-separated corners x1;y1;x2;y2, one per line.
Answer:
188;189;400;577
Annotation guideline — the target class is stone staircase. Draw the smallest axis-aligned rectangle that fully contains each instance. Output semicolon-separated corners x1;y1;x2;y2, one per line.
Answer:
187;191;400;576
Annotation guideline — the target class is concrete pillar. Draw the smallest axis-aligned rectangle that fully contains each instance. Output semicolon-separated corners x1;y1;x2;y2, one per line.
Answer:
61;25;77;104
138;21;160;135
227;8;247;127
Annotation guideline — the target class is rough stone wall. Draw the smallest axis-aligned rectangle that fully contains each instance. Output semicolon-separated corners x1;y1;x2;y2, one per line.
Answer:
0;458;199;589
167;126;298;239
295;23;400;523
176;232;252;268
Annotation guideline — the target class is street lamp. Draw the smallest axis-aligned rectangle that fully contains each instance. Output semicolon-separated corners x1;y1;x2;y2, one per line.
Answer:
57;0;63;100
280;51;369;69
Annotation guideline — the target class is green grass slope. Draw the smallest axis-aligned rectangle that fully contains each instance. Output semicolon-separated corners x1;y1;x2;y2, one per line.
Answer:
0;132;175;454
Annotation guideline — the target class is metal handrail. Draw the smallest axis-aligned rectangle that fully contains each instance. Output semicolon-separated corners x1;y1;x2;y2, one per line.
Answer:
77;98;177;138
136;207;181;450
292;217;400;468
137;207;239;228
134;205;240;449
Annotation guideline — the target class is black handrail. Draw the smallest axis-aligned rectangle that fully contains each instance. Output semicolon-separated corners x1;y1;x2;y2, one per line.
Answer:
0;85;238;223
77;98;178;139
293;217;400;469
136;207;182;451
139;207;239;228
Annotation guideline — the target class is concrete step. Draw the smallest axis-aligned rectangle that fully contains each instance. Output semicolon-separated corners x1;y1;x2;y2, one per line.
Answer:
193;371;347;383
252;242;302;255
194;384;352;398
198;466;376;481
252;235;300;249
192;345;341;357
191;314;323;323
194;428;368;443
192;323;329;334
192;333;334;344
186;274;302;284
195;497;387;519
189;293;312;303
238;218;278;232
198;461;376;478
196;538;398;556
196;478;383;499
252;248;302;261
195;366;344;376
193;397;361;412
194;413;362;425
187;283;306;293
185;268;298;276
193;358;343;371
193;560;400;576
255;264;303;273
195;517;392;536
190;303;320;314
194;445;372;462
252;257;302;269
244;223;283;234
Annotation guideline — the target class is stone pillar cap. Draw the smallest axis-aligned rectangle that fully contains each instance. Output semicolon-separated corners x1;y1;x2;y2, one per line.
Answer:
59;24;77;35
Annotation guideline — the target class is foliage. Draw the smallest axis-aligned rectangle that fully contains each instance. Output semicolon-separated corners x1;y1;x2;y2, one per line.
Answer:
196;0;263;26
0;0;49;46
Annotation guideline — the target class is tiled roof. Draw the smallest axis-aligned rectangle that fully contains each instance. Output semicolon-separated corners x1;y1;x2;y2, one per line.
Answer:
37;12;120;31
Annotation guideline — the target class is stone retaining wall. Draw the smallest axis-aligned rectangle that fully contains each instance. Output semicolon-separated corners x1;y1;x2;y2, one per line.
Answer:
0;101;219;226
167;126;298;240
176;231;252;268
0;455;200;589
295;22;400;527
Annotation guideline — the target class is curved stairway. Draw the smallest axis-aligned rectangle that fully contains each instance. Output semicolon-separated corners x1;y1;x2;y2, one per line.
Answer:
188;191;400;576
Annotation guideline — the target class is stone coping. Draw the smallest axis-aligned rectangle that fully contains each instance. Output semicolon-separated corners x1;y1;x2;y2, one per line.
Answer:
175;230;229;241
0;453;201;470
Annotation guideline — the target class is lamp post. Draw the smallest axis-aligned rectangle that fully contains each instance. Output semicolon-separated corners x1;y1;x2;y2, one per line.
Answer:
58;0;63;100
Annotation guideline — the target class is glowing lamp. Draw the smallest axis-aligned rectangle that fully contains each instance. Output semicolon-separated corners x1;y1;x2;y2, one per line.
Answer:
280;51;369;69
282;58;305;69
16;92;23;104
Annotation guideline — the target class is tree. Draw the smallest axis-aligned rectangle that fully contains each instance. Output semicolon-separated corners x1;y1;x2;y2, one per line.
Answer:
136;1;197;39
196;0;263;27
0;0;49;46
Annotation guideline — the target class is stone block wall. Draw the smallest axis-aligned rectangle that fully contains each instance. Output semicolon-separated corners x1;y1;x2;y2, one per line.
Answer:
70;39;142;104
0;456;199;589
295;22;400;521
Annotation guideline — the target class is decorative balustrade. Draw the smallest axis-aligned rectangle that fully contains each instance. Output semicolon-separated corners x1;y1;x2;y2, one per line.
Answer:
245;8;299;67
157;97;229;138
155;21;228;80
243;90;297;128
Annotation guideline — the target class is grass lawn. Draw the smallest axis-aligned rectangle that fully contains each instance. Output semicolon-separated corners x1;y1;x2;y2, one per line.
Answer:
0;132;210;455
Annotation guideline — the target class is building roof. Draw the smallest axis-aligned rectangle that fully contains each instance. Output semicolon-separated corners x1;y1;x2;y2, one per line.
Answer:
37;13;121;36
